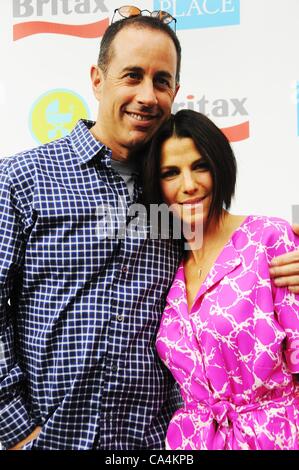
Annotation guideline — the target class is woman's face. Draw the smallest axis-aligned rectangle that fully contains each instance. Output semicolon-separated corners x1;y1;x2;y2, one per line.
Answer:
160;136;213;230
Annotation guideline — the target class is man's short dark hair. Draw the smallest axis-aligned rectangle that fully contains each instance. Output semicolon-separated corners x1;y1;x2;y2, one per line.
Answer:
142;109;237;224
98;16;181;84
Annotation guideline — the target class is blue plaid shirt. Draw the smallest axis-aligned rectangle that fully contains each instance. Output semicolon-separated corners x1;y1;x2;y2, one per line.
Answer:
0;120;182;450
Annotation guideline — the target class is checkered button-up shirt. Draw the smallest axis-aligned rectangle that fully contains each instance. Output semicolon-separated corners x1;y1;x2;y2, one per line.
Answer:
0;120;182;450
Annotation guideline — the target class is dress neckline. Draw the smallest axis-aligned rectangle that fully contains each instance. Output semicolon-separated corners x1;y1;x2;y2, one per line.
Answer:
183;214;251;313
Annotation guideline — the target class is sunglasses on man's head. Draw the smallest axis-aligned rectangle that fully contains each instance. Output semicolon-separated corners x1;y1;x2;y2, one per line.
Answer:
111;5;177;31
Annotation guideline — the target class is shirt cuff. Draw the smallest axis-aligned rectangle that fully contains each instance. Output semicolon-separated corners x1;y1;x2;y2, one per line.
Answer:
0;396;37;449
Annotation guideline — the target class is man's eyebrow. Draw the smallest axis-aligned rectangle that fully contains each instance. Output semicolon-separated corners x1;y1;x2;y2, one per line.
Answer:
155;71;173;79
121;66;144;74
121;67;174;80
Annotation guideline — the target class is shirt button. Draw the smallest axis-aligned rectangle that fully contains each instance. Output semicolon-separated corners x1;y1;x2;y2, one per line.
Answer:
116;315;124;322
111;364;118;372
122;266;128;273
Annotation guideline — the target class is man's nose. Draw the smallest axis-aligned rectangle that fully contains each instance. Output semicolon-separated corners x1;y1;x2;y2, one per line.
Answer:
136;80;158;107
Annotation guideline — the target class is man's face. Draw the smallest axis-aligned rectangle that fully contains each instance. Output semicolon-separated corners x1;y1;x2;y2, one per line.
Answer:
91;26;179;160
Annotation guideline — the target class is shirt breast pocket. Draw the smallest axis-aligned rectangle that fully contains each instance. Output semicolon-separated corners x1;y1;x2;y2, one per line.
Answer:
28;196;119;277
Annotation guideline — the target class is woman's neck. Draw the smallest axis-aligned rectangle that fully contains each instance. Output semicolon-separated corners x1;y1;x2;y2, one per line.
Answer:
186;211;245;265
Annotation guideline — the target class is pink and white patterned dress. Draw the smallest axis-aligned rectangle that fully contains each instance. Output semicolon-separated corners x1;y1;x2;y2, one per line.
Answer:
156;215;299;450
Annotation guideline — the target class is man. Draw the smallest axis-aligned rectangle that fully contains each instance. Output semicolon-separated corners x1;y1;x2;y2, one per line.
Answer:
1;14;299;451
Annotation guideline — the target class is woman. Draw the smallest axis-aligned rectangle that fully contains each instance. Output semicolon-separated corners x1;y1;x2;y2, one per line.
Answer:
142;110;299;450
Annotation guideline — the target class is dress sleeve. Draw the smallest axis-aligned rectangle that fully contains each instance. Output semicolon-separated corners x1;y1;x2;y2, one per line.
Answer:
268;219;299;374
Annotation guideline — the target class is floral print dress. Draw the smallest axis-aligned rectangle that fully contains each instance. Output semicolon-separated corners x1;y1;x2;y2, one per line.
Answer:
156;216;299;450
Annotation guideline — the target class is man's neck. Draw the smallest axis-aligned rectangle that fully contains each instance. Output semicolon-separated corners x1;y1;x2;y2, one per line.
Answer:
89;124;130;162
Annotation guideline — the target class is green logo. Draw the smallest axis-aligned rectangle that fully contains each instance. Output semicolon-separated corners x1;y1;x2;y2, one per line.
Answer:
30;88;90;144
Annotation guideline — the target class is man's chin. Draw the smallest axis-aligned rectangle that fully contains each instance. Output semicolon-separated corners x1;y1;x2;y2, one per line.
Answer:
126;129;156;149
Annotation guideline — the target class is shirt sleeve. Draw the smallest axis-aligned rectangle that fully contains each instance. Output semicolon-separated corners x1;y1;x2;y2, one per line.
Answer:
0;170;36;448
268;219;299;374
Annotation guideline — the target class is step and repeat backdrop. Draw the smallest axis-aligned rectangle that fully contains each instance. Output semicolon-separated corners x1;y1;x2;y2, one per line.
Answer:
0;0;298;221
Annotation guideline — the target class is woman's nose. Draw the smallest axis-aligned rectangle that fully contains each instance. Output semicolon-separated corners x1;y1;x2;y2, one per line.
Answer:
182;172;197;193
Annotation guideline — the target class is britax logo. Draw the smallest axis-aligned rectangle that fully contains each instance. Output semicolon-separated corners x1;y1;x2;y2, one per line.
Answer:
173;94;249;142
154;0;240;30
12;0;109;40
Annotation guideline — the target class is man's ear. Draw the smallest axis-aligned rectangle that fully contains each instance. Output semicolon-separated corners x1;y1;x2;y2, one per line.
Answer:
90;65;104;101
173;83;180;100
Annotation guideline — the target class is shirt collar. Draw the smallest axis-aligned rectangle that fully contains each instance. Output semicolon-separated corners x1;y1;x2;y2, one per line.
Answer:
70;119;112;166
166;235;242;312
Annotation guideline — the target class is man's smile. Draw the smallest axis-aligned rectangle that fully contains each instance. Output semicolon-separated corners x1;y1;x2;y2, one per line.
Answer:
124;110;161;127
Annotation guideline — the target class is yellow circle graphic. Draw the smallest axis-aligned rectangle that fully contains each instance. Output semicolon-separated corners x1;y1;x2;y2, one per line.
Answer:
30;89;90;144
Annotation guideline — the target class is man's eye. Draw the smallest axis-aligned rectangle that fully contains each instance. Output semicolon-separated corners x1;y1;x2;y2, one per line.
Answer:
160;169;178;179
126;72;141;80
156;77;170;88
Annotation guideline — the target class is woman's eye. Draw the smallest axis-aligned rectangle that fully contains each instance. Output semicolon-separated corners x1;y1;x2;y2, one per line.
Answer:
194;161;209;171
160;169;178;179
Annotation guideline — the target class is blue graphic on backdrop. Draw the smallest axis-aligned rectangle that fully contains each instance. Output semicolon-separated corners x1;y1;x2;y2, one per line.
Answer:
154;0;240;30
29;89;90;144
46;100;74;139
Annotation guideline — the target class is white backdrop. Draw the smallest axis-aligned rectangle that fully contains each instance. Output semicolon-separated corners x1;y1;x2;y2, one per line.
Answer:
1;0;298;221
